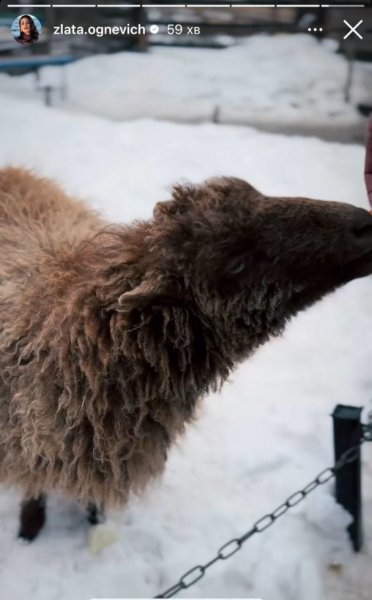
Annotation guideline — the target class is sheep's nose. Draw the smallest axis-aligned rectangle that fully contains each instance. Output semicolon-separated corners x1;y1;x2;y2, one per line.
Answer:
351;208;372;241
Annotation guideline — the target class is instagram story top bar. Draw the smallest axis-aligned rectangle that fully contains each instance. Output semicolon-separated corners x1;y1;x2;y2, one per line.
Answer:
5;1;369;6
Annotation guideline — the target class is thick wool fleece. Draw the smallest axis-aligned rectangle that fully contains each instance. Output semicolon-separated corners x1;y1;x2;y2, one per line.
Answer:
1;167;372;508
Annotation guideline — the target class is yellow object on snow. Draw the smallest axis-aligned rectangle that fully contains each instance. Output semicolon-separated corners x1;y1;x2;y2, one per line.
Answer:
88;523;119;555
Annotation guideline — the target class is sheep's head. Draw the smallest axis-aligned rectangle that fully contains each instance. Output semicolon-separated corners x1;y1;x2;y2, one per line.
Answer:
118;177;372;360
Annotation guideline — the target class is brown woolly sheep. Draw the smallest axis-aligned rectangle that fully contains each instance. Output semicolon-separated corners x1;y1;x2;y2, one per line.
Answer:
1;167;372;541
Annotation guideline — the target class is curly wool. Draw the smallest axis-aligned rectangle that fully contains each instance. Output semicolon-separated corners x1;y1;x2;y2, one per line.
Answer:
0;167;369;509
0;169;230;507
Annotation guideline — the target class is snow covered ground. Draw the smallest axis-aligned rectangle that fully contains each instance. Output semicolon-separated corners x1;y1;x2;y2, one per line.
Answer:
0;34;370;141
1;90;372;600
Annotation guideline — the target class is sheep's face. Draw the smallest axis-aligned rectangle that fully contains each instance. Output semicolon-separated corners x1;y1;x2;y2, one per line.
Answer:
122;177;372;358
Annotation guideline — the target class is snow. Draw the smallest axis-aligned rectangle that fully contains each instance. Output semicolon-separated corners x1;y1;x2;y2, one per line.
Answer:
1;82;372;599
0;34;370;140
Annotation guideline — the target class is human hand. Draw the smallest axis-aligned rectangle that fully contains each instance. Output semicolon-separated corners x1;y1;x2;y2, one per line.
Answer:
365;117;372;208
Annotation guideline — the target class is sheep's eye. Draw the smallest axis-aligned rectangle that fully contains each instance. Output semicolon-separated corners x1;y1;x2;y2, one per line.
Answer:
227;259;246;275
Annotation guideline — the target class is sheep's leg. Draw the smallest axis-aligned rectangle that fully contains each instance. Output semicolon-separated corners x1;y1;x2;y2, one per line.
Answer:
86;502;105;525
18;494;46;541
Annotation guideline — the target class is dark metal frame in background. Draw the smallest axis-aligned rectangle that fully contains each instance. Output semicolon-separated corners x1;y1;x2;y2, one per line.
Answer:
332;404;363;551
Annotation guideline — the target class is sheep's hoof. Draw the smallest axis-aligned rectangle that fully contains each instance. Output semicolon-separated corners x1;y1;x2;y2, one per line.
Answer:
18;494;46;542
86;502;105;525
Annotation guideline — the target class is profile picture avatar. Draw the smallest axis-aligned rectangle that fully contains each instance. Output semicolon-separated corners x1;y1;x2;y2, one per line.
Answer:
11;14;41;45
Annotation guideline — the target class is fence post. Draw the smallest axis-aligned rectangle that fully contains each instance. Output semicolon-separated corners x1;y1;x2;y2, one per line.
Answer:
332;404;363;551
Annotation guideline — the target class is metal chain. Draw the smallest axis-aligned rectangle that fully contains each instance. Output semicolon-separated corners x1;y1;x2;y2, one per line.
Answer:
155;422;372;598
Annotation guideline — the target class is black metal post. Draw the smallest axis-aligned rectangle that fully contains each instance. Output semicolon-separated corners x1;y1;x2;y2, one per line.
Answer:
332;404;363;551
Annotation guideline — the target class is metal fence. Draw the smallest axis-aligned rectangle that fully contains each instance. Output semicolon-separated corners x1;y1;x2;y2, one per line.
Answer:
155;404;372;598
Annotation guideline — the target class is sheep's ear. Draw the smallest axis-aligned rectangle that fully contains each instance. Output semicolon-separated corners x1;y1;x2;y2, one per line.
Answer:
153;184;196;219
117;278;167;311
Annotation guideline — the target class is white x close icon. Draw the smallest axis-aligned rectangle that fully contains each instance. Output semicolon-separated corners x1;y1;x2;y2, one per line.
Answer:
343;19;363;40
